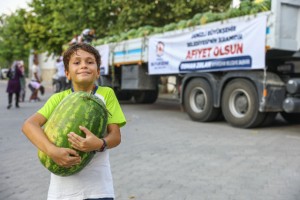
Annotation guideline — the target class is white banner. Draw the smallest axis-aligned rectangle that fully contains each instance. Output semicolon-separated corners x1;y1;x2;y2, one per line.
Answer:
96;44;109;75
148;15;267;75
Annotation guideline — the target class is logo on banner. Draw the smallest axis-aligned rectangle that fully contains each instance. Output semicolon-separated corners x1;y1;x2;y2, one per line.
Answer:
156;41;165;57
150;41;169;70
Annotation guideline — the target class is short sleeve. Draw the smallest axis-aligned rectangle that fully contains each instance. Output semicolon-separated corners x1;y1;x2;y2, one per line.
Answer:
37;90;71;119
104;89;126;127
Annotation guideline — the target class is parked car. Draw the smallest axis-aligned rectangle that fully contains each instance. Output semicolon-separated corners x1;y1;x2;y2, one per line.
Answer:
0;68;9;79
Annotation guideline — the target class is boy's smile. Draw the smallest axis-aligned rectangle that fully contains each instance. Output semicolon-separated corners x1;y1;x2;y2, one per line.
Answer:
77;71;91;76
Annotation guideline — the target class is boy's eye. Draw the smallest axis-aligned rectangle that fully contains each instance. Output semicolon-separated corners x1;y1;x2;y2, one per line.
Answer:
73;61;80;65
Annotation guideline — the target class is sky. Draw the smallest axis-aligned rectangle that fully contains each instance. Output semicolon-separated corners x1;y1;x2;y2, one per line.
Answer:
0;0;30;16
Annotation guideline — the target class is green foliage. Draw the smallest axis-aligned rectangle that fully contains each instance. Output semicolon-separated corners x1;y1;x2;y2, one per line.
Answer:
0;9;30;67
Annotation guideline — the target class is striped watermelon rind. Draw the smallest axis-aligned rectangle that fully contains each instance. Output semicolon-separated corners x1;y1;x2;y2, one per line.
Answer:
38;91;108;176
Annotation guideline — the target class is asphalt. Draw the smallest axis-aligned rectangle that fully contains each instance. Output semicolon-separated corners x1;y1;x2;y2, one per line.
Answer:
1;79;300;200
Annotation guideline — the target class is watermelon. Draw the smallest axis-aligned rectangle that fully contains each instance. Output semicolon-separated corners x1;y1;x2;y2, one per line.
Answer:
38;91;108;176
91;0;271;46
177;20;187;30
163;23;177;32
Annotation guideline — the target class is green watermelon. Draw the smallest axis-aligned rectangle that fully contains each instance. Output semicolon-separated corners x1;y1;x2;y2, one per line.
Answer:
91;0;271;46
163;23;177;32
177;20;187;30
38;91;108;176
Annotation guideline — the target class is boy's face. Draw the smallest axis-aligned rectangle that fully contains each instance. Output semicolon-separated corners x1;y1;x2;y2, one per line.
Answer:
66;49;100;86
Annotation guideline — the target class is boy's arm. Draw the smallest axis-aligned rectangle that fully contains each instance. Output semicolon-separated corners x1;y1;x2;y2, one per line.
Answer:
105;124;121;149
22;113;81;168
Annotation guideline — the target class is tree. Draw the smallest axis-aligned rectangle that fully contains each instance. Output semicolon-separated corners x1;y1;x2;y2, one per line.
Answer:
0;9;30;67
102;0;231;34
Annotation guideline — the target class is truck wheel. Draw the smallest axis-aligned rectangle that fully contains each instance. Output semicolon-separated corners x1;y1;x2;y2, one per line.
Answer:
145;89;159;104
134;91;146;103
134;89;158;104
222;79;266;128
115;90;132;101
260;112;277;127
183;78;220;122
280;112;300;124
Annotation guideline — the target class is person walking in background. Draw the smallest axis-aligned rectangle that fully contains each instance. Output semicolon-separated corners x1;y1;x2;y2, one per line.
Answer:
18;60;26;102
55;56;68;91
29;58;42;102
6;61;23;109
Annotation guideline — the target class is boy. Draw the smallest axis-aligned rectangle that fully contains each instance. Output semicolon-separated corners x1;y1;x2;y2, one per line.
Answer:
22;43;126;200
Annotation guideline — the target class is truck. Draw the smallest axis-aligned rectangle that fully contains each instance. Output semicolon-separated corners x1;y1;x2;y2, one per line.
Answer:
95;0;300;128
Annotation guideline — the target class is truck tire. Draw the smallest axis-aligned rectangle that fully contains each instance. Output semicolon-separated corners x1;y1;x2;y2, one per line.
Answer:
134;89;158;104
183;78;220;122
146;89;159;104
280;112;300;124
115;90;132;101
260;112;277;127
222;79;266;128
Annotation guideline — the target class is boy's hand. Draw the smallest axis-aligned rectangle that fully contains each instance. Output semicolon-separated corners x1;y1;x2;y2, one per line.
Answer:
67;126;102;153
50;147;81;168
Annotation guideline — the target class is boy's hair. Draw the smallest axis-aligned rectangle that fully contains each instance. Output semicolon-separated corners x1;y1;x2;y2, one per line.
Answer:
63;43;101;71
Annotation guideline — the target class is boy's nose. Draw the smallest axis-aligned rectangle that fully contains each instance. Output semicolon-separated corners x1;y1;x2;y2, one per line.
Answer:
80;63;88;68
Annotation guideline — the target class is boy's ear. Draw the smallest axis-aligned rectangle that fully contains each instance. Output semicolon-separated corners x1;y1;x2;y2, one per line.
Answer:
97;68;100;78
65;70;71;80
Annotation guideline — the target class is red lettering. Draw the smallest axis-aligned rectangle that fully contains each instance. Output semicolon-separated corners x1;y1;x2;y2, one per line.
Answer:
186;47;213;59
236;43;243;54
186;50;192;60
225;45;230;55
213;43;243;57
213;46;220;57
192;50;197;57
202;47;212;58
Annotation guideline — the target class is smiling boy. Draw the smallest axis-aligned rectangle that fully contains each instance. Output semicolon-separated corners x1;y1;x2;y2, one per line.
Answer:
22;43;126;200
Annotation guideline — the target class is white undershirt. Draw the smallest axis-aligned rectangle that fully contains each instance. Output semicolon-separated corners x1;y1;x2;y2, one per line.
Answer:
47;151;114;200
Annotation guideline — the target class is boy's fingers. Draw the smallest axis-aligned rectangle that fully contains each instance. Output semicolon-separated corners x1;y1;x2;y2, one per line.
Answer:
66;148;79;157
79;126;87;131
79;126;92;136
69;156;81;164
68;132;82;142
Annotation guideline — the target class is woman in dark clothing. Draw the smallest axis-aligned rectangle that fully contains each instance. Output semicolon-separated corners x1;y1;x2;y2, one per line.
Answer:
6;61;23;109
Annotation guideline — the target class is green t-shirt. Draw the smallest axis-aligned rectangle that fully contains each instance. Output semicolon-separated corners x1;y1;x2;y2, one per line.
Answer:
38;86;126;127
